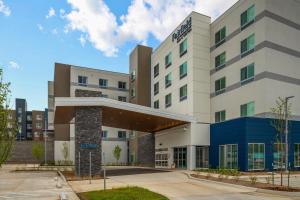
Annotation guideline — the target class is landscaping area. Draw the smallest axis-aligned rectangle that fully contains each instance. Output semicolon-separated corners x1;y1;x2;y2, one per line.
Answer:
192;169;300;192
78;187;168;200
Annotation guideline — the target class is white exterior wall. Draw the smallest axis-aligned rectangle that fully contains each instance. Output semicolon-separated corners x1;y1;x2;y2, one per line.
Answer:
102;141;128;164
210;0;300;122
47;81;54;131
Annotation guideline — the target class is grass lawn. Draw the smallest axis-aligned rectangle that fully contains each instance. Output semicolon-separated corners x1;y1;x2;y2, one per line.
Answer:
78;186;169;200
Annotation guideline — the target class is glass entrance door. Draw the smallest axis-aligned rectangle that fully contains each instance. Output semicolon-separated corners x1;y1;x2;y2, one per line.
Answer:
173;147;187;168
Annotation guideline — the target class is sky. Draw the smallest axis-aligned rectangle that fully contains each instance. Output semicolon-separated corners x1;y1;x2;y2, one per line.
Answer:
0;0;238;110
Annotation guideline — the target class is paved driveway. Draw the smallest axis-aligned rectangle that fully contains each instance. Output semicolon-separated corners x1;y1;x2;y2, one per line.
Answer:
69;168;298;200
0;166;79;200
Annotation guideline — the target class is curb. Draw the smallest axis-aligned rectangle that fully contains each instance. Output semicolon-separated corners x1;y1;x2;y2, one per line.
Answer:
183;172;257;191
184;173;300;197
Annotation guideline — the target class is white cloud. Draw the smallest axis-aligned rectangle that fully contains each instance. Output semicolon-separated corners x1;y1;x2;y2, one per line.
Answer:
8;61;20;69
46;7;56;19
59;9;66;18
0;0;11;16
37;24;44;31
52;28;58;35
64;0;238;57
78;34;86;47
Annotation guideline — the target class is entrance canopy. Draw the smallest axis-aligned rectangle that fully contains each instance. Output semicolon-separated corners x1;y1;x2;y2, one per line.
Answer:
54;97;197;133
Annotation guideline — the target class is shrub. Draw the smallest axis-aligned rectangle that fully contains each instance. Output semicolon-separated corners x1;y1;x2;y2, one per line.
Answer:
249;176;257;185
265;176;271;184
32;143;44;164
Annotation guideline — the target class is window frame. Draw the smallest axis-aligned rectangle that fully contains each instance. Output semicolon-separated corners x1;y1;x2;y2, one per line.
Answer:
154;82;159;95
118;81;126;90
165;52;172;68
179;84;187;101
179;39;188;57
130;70;136;81
241;5;255;30
248;143;265;171
294;144;300;167
215;26;226;47
78;76;88;86
154;100;159;109
118;131;126;139
215;52;226;69
101;130;108;138
215;110;226;123
154;64;159;78
240;101;255;117
165;73;172;88
241;63;255;83
215;77;226;94
241;34;255;57
165;93;172;108
99;79;108;88
179;62;188;79
219;144;238;169
118;96;127;102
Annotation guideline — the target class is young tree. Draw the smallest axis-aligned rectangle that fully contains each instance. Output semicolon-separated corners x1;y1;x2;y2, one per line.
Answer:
32;143;44;164
270;97;291;186
113;145;122;164
0;69;16;167
62;142;69;164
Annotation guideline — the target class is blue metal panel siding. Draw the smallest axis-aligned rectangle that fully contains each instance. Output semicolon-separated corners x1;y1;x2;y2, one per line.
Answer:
210;117;300;171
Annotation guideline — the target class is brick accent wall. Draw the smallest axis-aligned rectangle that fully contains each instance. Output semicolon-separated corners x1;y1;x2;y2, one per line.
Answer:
137;133;155;166
75;107;102;176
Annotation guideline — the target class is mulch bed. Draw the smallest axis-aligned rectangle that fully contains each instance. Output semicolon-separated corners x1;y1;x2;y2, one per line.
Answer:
191;174;300;192
61;171;104;181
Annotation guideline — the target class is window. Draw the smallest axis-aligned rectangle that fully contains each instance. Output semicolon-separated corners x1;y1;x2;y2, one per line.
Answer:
240;101;255;117
179;62;187;79
118;96;127;102
219;144;238;169
165;52;172;68
154;82;159;95
131;88;135;97
130;70;136;81
102;94;108;98
99;79;108;88
273;143;286;169
8;113;13;119
118;81;126;89
196;146;209;168
27;124;32;129
241;34;255;57
248;143;265;170
215;52;226;69
7;122;13;129
27;115;32;121
154;100;159;109
215;110;226;123
36;122;42;129
215;77;226;93
18;117;22;123
241;5;255;29
180;85;187;101
78;76;87;86
36;114;42;120
154;64;159;78
18;107;22;114
179;39;188;57
155;153;168;167
165;93;172;108
294;144;300;167
215;27;226;46
241;63;255;82
101;130;107;138
165;73;172;88
118;131;126;139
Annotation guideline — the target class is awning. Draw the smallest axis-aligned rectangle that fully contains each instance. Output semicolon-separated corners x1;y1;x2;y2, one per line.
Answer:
54;97;197;133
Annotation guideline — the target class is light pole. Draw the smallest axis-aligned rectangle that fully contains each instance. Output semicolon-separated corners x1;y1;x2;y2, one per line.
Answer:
285;96;294;173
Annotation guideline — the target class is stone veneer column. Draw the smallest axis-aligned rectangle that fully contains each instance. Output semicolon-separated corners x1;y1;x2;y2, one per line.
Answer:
75;107;102;176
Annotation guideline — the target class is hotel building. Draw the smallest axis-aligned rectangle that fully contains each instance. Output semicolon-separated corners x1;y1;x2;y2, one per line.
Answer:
51;0;300;174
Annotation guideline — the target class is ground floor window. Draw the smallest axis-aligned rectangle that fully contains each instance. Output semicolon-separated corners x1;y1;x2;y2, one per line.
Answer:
295;144;300;167
219;144;238;169
273;143;286;169
196;146;209;168
248;143;265;170
155;148;168;168
173;147;187;169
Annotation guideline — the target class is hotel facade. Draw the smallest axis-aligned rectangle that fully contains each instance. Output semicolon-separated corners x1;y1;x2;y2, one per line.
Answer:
51;0;300;174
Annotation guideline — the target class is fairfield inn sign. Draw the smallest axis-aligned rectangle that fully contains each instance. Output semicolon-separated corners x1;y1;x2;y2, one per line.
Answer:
172;17;192;43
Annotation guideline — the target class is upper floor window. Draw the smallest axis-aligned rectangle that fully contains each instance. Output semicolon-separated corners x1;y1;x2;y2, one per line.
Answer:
215;77;226;94
130;88;135;98
241;5;255;30
36;114;42;120
118;131;126;139
99;79;108;88
27;124;32;129
17;107;22;114
118;81;126;89
215;52;226;69
179;62;187;79
179;39;188;57
240;101;255;117
27;115;32;121
179;85;187;101
154;100;159;109
241;63;255;83
215;110;226;123
8;113;13;119
78;76;87;86
130;70;136;81
165;52;172;68
241;34;255;57
101;130;107;138
36;122;42;129
118;96;127;102
165;93;172;108
154;82;159;95
154;64;159;78
215;27;226;46
165;73;172;88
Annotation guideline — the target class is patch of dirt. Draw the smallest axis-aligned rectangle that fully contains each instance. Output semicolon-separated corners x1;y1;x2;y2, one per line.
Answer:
191;174;300;192
61;171;104;181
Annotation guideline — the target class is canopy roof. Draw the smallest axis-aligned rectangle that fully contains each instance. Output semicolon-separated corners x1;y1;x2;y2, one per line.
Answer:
54;97;197;133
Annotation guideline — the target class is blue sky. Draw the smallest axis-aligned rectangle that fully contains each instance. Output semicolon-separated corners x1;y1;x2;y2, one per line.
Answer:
0;0;237;110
